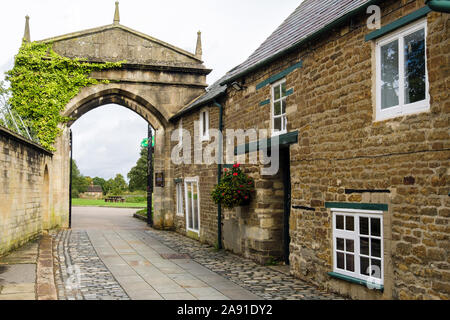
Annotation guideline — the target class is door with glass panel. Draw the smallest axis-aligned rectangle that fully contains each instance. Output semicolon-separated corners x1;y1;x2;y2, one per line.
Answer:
185;178;200;233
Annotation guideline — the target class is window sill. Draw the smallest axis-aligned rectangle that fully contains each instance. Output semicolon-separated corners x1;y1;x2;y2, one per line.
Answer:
375;104;430;122
328;272;384;292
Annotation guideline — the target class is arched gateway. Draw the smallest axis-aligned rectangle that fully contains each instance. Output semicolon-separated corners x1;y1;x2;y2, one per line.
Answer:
34;2;211;229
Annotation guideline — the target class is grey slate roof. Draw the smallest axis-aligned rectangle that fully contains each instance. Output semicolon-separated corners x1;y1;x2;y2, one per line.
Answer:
221;0;373;84
171;0;374;120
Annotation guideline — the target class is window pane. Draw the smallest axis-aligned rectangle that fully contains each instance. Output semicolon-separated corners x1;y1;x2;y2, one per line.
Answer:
336;215;344;230
202;112;207;135
282;116;287;132
281;82;287;97
381;40;399;109
371;259;382;279
404;28;426;105
360;237;370;256
346;216;354;231
193;183;199;230
337;238;345;251
274;101;281;115
361;257;370;276
274;85;281;100
346;254;355;272
274;117;282;131
337;252;345;270
360;217;369;235
346;239;354;253
371;239;381;258
281;100;286;114
371;218;381;237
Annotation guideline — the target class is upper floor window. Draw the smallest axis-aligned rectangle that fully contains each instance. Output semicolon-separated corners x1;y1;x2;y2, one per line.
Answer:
376;19;429;121
200;110;209;141
272;79;287;136
179;119;183;145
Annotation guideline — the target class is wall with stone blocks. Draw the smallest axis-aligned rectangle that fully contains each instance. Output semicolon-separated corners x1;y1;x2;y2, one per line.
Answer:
0;126;69;257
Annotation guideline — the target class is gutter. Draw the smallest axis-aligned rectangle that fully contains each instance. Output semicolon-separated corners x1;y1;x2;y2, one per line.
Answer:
221;0;381;86
170;91;226;122
426;0;450;13
213;100;224;250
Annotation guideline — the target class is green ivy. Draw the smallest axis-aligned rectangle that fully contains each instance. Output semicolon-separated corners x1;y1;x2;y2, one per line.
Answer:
211;164;255;209
6;42;123;151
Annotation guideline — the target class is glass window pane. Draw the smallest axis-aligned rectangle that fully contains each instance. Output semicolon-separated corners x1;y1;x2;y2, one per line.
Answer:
404;28;426;105
337;252;345;270
346;254;355;272
281;100;286;114
193;183;199;230
336;215;344;230
361;257;370;276
371;218;381;237
360;217;369;235
346;239;354;253
282;116;287;132
371;239;381;258
337;238;345;251
274;101;281;115
346;216;354;231
281;82;287;97
380;40;399;109
360;237;370;256
371;259;382;279
274;85;281;100
274;117;282;131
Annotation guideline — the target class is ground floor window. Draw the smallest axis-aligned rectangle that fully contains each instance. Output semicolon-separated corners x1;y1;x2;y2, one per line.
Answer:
185;177;200;233
176;182;183;216
332;209;384;285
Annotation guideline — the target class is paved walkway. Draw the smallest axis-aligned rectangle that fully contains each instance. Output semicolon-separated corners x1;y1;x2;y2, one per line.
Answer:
52;207;343;300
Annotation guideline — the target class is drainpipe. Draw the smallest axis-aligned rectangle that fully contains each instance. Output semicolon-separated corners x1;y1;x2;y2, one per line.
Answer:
213;100;223;250
426;0;450;13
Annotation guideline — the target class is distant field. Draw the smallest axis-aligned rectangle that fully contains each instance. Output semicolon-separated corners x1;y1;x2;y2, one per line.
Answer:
72;198;147;208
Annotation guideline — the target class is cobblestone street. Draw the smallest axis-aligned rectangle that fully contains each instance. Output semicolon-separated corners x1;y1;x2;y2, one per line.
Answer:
51;207;343;301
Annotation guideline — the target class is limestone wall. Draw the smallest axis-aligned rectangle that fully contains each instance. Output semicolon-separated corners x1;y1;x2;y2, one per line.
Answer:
0;126;69;257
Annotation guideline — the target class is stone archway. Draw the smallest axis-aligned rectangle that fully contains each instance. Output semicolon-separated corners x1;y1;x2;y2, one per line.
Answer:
36;3;211;230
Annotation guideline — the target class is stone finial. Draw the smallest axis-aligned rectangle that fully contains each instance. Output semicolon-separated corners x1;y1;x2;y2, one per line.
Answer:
195;31;202;59
23;15;31;42
113;1;120;25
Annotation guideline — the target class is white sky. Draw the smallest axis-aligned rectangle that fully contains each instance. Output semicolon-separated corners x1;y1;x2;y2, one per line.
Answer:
1;0;302;181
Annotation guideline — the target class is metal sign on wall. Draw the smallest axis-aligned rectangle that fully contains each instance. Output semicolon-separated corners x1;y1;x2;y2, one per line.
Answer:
155;172;165;188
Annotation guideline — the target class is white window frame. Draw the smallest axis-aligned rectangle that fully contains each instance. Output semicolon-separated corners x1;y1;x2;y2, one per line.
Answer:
271;79;288;137
176;182;184;216
184;177;201;234
375;19;429;121
332;208;384;286
199;110;210;141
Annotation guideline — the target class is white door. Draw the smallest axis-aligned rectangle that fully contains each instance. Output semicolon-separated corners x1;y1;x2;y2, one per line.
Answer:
185;178;200;233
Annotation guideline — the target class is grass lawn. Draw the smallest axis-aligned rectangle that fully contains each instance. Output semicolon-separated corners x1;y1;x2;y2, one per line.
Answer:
72;198;147;208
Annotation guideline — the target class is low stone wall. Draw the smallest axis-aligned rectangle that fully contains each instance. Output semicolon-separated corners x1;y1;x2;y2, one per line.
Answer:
0;126;69;256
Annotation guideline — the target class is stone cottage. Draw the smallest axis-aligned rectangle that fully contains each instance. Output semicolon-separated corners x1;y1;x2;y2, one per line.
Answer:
79;182;103;200
167;0;449;300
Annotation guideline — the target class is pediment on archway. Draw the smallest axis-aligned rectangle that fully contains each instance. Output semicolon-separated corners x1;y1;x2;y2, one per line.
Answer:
39;24;204;68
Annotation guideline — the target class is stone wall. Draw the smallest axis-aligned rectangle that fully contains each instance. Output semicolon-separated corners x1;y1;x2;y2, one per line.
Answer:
173;0;449;300
0;126;69;257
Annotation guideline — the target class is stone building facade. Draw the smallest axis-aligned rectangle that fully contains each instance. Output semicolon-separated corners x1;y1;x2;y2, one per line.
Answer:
169;0;449;300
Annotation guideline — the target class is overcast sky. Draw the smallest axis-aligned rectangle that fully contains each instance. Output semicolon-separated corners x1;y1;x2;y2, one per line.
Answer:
1;0;301;181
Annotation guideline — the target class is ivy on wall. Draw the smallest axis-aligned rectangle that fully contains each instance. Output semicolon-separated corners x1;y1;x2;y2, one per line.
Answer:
6;42;123;151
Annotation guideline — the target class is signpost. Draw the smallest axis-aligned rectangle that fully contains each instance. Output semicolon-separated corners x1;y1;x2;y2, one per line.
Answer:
143;128;154;227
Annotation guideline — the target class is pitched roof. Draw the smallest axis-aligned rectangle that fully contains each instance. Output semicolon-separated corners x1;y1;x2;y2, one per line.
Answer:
171;75;228;120
87;185;103;193
221;0;374;85
39;24;202;63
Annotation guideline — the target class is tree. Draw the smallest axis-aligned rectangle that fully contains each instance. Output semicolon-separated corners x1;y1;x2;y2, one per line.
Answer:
71;159;89;198
113;174;128;194
127;147;148;192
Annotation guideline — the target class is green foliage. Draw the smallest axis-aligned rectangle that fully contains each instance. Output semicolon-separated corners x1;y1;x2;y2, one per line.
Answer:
71;159;89;198
127;147;148;192
211;164;255;210
92;177;106;195
6;42;123;151
126;196;147;203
